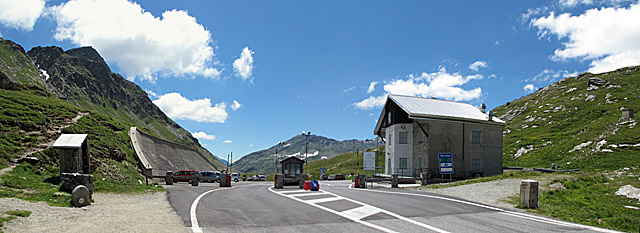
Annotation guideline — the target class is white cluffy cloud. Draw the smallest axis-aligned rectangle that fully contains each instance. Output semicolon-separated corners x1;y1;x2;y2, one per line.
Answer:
524;84;536;93
223;140;232;144
51;0;219;81
366;81;378;94
192;131;216;141
153;93;228;123
231;100;242;111
233;46;255;81
0;0;45;31
354;67;483;110
532;3;640;73
468;60;488;72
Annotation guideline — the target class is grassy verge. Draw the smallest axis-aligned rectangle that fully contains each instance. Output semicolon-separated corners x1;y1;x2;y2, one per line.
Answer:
0;210;31;231
500;171;640;232
413;171;546;190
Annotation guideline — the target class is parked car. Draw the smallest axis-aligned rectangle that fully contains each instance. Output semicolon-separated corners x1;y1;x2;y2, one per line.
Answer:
173;170;199;183
199;171;219;183
247;176;254;181
231;173;240;182
335;174;345;180
327;174;336;180
256;175;266;181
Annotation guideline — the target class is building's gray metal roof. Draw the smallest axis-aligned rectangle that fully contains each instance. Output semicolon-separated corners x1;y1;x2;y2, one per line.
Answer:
389;94;506;124
53;134;87;149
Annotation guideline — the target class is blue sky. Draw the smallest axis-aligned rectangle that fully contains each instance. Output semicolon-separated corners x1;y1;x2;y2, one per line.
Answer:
2;0;639;161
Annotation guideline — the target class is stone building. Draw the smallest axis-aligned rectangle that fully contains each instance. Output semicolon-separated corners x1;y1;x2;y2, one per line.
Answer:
374;95;506;179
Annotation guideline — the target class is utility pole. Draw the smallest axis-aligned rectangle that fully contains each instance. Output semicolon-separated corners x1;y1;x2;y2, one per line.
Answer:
303;131;310;180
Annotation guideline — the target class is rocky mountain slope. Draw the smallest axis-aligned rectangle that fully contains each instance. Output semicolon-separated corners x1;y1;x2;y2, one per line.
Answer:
0;38;224;169
493;66;640;170
233;134;380;175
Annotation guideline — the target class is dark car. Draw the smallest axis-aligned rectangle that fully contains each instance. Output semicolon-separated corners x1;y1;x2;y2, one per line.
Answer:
257;175;266;181
199;171;219;183
335;174;345;180
173;170;199;183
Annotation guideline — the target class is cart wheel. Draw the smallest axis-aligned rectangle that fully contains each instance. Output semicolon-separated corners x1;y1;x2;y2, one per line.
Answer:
72;185;90;207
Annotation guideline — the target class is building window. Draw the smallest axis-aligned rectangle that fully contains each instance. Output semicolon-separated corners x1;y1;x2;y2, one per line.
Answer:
399;158;407;169
416;131;423;142
472;158;482;171
399;132;408;144
387;158;391;174
387;111;391;125
388;133;392;145
472;131;482;143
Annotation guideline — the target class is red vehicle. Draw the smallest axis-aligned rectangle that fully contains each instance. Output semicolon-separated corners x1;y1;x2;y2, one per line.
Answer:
173;170;200;183
335;174;345;180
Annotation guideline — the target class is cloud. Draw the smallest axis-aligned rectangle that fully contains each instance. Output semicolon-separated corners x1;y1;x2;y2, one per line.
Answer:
524;84;536;93
532;3;640;73
233;46;255;81
366;81;378;94
51;0;219;81
249;144;253;147
468;60;488;72
152;92;228;123
145;89;157;98
223;140;232;144
192;131;216;141
354;67;483;110
231;100;242;111
525;69;578;83
342;86;356;93
0;0;45;31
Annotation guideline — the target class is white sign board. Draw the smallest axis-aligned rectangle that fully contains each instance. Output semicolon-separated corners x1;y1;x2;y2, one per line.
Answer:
363;152;375;170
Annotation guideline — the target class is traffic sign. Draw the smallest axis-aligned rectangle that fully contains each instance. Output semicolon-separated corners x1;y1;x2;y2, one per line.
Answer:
363;152;375;170
438;153;454;174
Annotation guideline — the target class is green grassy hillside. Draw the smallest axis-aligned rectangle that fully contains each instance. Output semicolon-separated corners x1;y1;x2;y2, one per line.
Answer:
493;66;640;170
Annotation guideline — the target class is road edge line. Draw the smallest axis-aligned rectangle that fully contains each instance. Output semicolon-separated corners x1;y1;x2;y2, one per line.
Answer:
189;187;234;233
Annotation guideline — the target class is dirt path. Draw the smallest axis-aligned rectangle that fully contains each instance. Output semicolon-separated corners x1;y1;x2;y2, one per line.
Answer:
0;192;188;233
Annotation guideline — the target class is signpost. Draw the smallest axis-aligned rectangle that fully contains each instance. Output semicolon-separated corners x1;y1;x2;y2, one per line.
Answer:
438;152;453;181
320;168;326;179
363;152;375;171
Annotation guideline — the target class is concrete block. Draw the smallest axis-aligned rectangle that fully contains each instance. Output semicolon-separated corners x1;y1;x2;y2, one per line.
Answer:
165;171;173;185
274;174;284;189
299;174;306;189
520;179;539;209
420;173;428;186
357;175;367;188
219;175;230;187
191;175;199;186
391;174;398;188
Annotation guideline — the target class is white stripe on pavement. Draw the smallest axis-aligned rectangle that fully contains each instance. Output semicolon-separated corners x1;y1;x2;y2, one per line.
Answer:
269;187;450;233
189;187;234;233
307;196;344;204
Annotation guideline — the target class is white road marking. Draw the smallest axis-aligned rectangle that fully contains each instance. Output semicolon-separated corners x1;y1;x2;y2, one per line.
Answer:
288;191;329;197
341;205;381;220
269;187;450;233
278;189;309;194
189;187;234;233
349;187;620;233
307;196;343;204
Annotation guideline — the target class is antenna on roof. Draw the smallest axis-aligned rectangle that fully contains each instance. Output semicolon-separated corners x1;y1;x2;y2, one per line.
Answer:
480;103;487;113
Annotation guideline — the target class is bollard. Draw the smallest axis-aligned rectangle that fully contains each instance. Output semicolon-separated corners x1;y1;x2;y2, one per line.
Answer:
357;175;367;188
391;174;398;188
219;174;230;187
274;174;284;189
299;174;306;189
191;175;199;186
354;176;359;188
165;171;173;185
420;173;428;186
520;180;539;209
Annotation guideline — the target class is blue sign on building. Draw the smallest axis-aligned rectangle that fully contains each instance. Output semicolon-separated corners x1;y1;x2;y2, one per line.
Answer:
438;153;454;174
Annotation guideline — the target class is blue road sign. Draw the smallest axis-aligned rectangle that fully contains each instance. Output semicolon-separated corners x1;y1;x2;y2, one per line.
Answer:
438;153;454;174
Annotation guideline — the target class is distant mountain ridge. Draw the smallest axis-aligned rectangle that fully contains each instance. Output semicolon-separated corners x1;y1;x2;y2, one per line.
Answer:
233;134;381;175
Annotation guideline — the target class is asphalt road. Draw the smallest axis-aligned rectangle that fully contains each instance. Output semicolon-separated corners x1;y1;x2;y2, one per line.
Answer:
164;181;618;233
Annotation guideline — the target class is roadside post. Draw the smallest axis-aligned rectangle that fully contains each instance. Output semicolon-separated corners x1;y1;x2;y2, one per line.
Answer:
165;171;173;185
520;180;539;208
391;174;398;188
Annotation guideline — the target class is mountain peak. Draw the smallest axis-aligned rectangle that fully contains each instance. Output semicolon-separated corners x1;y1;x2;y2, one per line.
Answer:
66;46;106;64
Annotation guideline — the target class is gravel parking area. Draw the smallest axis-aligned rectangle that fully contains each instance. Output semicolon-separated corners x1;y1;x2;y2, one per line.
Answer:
419;175;570;209
0;192;188;233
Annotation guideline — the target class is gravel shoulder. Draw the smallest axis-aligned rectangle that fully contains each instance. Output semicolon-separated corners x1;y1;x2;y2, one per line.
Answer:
414;174;571;209
0;192;188;233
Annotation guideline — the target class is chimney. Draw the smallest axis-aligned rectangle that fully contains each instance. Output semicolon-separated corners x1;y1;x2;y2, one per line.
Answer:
489;111;494;121
480;103;486;113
